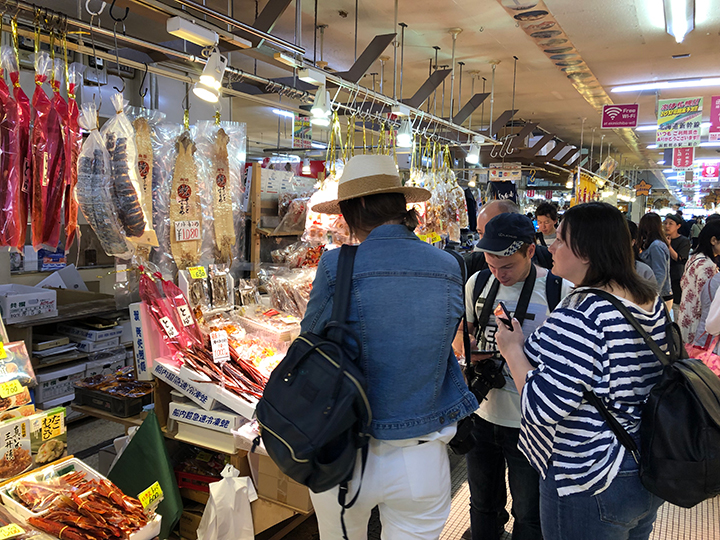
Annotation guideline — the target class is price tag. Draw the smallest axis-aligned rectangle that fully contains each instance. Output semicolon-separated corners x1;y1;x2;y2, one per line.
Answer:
196;451;212;462
41;412;64;441
210;330;230;364
177;305;194;328
188;266;207;279
175;220;201;242
138;481;164;510
0;381;23;399
0;524;25;539
0;343;6;360
417;232;442;244
159;317;179;339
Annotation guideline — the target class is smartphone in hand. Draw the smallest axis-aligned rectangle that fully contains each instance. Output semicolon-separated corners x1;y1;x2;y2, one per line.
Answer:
494;301;514;331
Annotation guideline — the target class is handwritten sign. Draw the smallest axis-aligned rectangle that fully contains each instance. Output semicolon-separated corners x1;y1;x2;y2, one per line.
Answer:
210;330;230;364
0;381;23;399
0;524;25;539
138;481;164;510
188;266;207;279
41;413;64;441
177;305;194;328
158;317;179;339
174;220;201;242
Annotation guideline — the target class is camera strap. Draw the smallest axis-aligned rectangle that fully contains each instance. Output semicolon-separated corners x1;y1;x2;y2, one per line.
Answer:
476;263;537;332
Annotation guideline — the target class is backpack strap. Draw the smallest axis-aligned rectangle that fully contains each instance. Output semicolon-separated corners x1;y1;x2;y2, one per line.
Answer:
472;269;495;327
326;245;359;344
445;248;472;362
545;272;563;312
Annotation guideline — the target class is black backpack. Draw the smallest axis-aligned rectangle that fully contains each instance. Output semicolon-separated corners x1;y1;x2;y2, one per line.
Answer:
255;246;371;514
582;289;720;508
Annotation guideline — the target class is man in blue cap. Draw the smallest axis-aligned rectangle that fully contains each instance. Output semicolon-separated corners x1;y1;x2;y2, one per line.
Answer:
455;212;571;540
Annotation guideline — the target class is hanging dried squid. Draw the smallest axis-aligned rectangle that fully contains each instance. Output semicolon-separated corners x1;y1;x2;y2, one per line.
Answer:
211;127;235;263
134;116;154;259
170;131;202;269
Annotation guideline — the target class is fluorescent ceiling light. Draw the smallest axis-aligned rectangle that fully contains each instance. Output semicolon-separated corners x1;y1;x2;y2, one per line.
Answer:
466;137;481;165
647;144;659;149
311;85;331;119
701;142;720;147
658;160;666;164
663;0;695;43
272;108;295;119
397;119;413;148
311;142;327;149
167;16;218;47
663;169;674;173
298;67;326;86
612;77;720;93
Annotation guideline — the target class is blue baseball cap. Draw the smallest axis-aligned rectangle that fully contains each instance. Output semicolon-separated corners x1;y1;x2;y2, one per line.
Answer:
477;213;536;256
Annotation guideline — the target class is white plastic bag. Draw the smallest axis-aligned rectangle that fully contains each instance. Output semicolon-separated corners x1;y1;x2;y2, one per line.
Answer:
196;464;257;540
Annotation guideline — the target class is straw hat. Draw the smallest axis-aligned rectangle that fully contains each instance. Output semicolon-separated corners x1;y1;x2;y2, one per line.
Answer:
311;154;431;215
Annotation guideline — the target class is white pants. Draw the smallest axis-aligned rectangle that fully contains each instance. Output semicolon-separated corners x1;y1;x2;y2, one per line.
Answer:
310;428;455;540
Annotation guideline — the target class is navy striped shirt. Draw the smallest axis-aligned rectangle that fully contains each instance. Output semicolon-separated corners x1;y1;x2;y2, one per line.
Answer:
520;289;666;496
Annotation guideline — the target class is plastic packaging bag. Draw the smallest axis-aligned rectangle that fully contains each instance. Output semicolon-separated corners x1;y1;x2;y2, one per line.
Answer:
196;464;257;540
0;48;18;250
2;46;30;252
30;51;55;251
76;102;133;258
101;92;156;245
64;62;85;252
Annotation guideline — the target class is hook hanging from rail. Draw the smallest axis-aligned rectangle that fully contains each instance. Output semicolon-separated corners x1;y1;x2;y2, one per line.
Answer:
85;0;106;17
109;0;128;23
111;20;125;93
139;62;148;106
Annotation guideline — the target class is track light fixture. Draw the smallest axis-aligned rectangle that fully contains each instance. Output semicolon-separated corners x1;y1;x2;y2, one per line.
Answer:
193;47;228;103
466;136;481;165
397;118;413;148
311;84;331;119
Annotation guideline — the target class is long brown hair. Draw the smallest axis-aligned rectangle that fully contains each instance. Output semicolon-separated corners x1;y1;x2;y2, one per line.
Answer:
339;193;418;238
637;212;667;251
560;203;657;305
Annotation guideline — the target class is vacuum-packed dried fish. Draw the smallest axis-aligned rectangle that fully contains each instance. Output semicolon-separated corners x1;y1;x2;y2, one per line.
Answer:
170;131;202;269
64;63;84;252
211;128;235;263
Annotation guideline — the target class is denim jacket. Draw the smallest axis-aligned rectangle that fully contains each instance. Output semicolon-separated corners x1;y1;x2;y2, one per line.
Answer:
639;239;672;298
301;224;478;440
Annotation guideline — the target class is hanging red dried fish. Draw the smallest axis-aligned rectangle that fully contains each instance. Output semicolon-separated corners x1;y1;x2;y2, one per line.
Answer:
40;57;68;251
30;50;55;251
1;31;30;252
64;57;84;251
161;277;205;348
0;52;13;248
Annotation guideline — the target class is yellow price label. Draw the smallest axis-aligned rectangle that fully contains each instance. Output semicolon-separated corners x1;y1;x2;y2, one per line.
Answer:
41;412;64;441
0;343;6;360
416;232;442;244
188;266;207;279
138;481;164;510
196;451;212;462
0;524;25;539
0;381;23;399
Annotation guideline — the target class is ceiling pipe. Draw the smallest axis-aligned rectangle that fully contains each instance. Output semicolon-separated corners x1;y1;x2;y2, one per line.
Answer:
295;0;302;50
432;46;440;117
393;0;398;100
489;63;497;139
399;23;407;102
449;28;462;120
457;61;464;120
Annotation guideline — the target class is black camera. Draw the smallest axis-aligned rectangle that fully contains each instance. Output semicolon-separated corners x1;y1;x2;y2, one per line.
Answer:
468;358;506;402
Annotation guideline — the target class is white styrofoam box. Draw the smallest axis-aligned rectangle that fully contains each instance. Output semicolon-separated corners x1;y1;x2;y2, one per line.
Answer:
57;324;123;342
84;357;125;379
0;456;163;540
169;402;245;434
35;363;86;403
119;319;133;344
75;337;120;353
38;394;82;423
152;359;216;410
0;284;57;324
211;383;258;422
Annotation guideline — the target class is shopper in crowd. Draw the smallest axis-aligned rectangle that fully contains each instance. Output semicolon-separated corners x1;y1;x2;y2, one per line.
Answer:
691;217;703;249
677;220;720;343
456;212;571;540
664;214;691;310
303;154;478;540
677;209;692;237
626;220;658;289
464;200;553;279
638;212;673;309
494;202;666;540
535;202;558;247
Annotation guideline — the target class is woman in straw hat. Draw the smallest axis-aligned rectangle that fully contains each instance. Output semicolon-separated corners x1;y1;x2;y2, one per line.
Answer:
304;154;478;539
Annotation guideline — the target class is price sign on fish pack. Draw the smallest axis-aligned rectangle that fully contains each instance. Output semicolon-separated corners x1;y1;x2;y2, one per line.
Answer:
211;330;231;364
139;481;164;511
174;220;201;242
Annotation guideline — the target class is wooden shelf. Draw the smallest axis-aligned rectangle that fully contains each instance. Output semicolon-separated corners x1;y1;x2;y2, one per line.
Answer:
70;404;145;431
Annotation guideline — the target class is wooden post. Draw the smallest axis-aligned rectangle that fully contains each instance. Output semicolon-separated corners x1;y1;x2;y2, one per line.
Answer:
250;164;262;278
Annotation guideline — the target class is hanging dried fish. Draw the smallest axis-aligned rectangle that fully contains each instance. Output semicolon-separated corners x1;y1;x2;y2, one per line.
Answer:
64;63;84;252
134;117;153;259
211;128;235;263
0;49;18;250
107;133;146;237
170;131;202;269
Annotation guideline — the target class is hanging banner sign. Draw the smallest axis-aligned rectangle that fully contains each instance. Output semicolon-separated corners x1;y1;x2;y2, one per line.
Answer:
710;96;720;142
702;162;720;179
489;163;522;182
293;115;312;149
672;147;695;171
601;104;639;129
634;180;652;196
656;97;703;148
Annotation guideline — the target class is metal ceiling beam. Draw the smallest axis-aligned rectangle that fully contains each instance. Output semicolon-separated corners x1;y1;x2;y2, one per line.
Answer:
510;123;538;148
402;69;452;109
485;110;519;139
252;0;294;34
543;142;569;162
452;93;489;126
523;134;554;157
334;34;397;84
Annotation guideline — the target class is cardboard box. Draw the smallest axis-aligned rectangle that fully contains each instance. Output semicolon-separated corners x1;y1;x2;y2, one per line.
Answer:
175;422;235;455
57;324;123;342
35;362;86;403
178;506;204;540
84;355;125;379
74;337;120;353
180;487;209;505
0;285;57;324
249;454;313;513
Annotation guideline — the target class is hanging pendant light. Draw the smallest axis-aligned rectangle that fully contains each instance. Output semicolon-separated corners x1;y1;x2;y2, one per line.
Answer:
466;136;481;165
193;47;228;103
397;118;413;148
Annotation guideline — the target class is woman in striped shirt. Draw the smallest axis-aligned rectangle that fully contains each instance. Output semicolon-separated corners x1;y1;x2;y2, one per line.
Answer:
496;202;666;540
